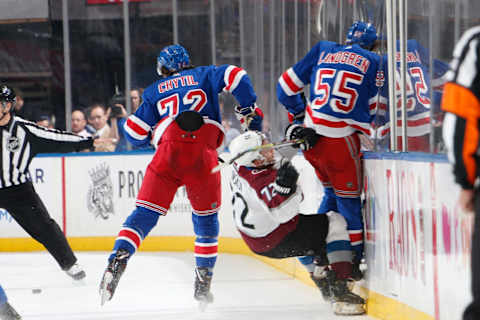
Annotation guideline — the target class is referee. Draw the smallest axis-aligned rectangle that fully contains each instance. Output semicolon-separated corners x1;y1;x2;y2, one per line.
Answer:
0;84;98;281
442;26;480;320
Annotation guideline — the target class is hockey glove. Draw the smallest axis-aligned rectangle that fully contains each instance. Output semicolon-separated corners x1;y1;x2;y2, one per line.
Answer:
273;161;299;196
234;104;264;131
285;124;319;151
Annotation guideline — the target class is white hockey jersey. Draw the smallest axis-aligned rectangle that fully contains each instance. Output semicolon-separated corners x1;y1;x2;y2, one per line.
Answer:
229;164;303;253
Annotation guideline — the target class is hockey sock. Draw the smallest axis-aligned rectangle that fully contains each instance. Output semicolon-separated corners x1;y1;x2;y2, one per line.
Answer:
192;213;219;272
325;211;353;279
109;207;160;262
317;187;338;214
336;197;364;262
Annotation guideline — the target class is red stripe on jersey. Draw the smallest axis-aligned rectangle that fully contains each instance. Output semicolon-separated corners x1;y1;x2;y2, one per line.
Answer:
118;229;142;248
126;118;149;136
349;232;363;243
282;72;302;93
225;67;242;92
399;117;430;127
309;115;370;136
194;245;218;255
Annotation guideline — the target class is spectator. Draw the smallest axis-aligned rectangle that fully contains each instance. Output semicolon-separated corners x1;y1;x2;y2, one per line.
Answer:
130;88;143;113
35;115;54;129
12;87;33;121
88;103;117;152
71;110;92;138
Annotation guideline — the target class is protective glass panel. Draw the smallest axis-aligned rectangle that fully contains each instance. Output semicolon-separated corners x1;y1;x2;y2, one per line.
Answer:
177;0;211;68
0;3;59;127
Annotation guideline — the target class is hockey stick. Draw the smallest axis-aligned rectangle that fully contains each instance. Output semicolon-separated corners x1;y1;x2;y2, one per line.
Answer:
211;138;303;173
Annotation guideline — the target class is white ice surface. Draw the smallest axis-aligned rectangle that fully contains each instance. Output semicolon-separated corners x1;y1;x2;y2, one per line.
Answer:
1;252;374;320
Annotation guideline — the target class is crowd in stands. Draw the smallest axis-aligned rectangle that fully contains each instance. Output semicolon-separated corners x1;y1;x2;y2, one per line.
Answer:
15;86;242;154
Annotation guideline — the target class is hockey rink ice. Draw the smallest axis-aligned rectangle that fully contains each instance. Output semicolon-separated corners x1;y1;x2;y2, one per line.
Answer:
0;251;374;320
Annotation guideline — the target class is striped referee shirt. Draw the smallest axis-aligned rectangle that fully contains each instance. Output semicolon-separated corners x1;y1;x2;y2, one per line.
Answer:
442;25;480;189
0;116;93;189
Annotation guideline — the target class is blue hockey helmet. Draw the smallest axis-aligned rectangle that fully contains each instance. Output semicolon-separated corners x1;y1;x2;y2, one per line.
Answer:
156;44;191;76
346;21;377;49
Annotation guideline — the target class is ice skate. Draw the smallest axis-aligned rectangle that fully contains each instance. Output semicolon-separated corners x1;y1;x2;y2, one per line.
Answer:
65;262;86;284
99;249;129;306
310;265;331;301
0;302;22;320
194;267;213;311
329;272;365;315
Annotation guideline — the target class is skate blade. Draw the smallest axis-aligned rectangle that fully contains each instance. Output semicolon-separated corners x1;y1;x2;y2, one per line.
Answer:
332;302;365;315
99;273;113;306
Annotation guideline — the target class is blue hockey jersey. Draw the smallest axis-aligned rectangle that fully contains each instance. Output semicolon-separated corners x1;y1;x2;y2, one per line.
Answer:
375;39;450;139
124;65;257;146
277;41;381;138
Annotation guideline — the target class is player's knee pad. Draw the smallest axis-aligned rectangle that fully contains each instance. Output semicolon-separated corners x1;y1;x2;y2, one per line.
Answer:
192;212;219;237
123;206;161;239
318;187;338;214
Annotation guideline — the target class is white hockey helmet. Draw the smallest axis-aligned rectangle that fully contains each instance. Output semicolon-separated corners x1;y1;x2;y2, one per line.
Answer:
228;131;268;167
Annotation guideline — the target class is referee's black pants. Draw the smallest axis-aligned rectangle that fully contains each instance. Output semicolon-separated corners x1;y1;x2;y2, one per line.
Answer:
464;190;480;320
0;181;77;270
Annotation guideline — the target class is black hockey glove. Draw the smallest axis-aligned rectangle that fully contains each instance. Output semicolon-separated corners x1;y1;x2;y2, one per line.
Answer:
273;161;299;196
285;124;319;151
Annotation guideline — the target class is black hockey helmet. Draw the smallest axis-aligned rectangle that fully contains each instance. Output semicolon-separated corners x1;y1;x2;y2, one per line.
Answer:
0;84;16;103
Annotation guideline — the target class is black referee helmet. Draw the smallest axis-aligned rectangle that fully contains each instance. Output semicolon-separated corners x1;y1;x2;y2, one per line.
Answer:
0;84;16;103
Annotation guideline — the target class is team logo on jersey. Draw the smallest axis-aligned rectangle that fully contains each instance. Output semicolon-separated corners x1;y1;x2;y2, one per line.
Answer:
87;162;114;220
376;71;385;87
6;137;20;152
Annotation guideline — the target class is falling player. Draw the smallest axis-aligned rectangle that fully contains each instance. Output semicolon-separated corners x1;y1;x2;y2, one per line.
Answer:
99;44;262;308
228;131;365;315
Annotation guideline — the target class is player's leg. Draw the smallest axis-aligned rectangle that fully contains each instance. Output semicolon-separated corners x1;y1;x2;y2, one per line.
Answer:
0;182;83;280
185;150;221;304
325;211;365;315
324;134;364;271
100;163;179;305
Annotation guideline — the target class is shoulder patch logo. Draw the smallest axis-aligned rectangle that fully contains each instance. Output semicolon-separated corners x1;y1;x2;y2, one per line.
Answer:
6;137;20;152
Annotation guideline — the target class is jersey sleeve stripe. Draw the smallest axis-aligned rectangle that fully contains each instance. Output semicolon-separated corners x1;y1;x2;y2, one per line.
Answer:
278;68;304;96
224;66;246;92
125;116;150;140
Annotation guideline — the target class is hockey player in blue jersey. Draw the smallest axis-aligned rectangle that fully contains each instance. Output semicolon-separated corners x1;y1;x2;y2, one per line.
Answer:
375;39;449;152
0;285;21;320
277;21;382;312
99;44;262;308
